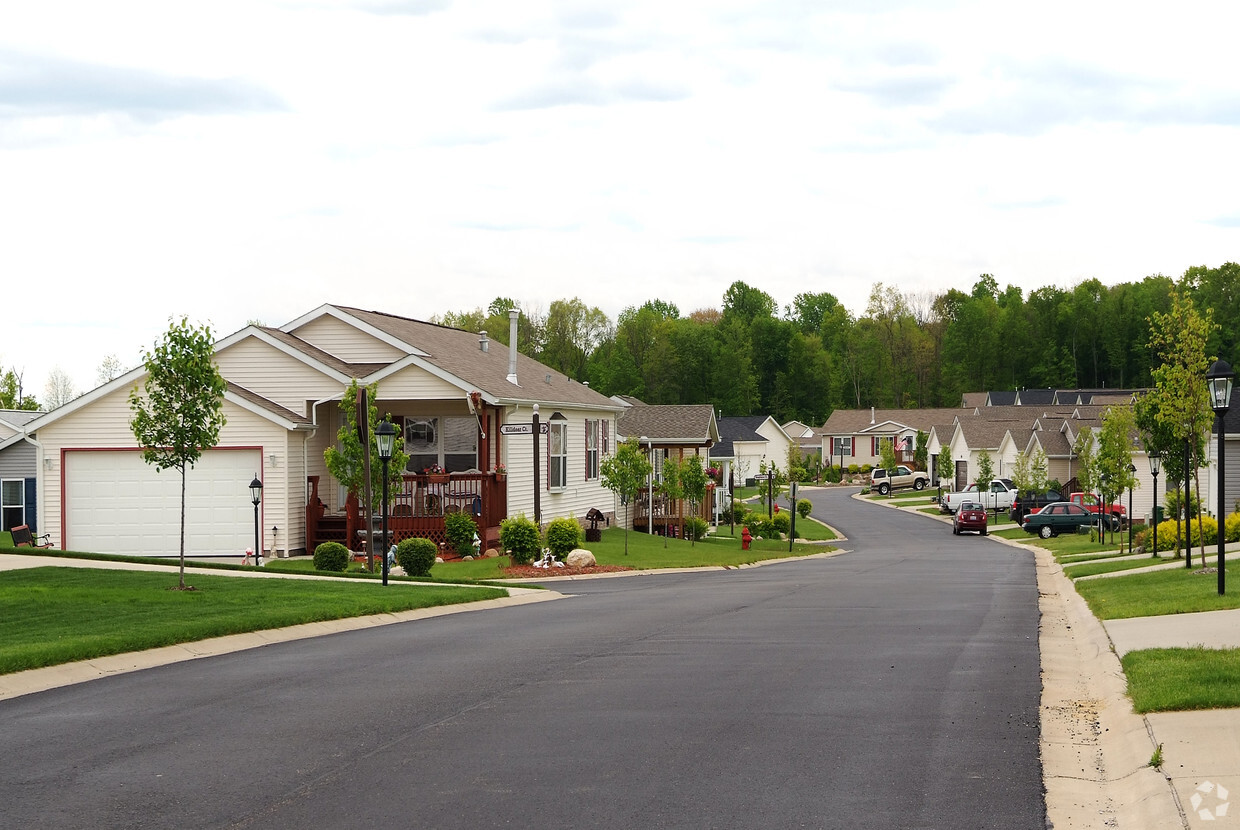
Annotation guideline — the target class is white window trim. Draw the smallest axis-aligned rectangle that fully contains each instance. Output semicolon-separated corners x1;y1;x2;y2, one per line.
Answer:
549;420;568;491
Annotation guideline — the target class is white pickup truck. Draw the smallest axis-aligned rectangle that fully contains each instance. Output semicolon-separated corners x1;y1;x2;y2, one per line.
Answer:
940;478;1017;514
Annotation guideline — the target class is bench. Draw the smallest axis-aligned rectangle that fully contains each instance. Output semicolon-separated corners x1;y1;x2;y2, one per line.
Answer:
10;524;52;548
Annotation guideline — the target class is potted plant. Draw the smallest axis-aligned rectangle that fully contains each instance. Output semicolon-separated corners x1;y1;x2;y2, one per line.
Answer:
493;463;506;481
424;463;449;484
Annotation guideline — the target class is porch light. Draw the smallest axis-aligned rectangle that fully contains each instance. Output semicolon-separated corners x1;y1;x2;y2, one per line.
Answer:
1206;358;1234;595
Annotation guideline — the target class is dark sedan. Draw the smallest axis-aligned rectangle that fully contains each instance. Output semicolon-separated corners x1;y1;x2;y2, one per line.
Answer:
1020;501;1096;538
953;502;988;535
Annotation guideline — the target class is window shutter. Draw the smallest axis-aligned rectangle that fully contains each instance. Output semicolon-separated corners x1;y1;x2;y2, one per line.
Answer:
603;420;609;454
585;420;591;478
851;437;855;457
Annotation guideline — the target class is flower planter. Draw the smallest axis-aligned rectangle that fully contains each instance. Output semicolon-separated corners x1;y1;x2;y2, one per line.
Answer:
427;473;449;485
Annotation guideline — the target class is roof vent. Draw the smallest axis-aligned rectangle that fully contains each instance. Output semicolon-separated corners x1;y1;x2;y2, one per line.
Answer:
545;374;552;384
479;330;489;352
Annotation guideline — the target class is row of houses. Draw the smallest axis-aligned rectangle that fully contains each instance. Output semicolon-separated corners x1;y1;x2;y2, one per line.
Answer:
2;304;1236;556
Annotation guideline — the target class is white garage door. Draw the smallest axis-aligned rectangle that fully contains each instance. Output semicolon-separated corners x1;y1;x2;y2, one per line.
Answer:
65;449;262;558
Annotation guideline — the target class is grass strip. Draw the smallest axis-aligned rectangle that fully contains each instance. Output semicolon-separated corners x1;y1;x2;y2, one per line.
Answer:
1073;560;1240;619
0;568;504;674
1063;558;1176;579
1122;647;1240;712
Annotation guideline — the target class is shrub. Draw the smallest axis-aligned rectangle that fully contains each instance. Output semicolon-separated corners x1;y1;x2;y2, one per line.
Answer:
771;511;791;536
796;498;812;519
544;516;583;557
500;514;541;565
312;541;349;572
746;512;775;538
395;537;437;577
1227;512;1240;544
444;511;478;557
685;516;709;541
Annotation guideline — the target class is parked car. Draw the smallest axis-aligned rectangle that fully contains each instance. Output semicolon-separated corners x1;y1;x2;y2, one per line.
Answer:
1021;501;1114;538
953;501;989;536
870;464;930;495
1009;489;1063;523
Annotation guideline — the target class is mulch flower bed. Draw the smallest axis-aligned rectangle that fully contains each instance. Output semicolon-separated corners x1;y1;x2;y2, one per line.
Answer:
501;564;635;578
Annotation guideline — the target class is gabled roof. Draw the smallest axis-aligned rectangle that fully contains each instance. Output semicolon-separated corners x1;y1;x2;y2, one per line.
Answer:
960;392;988;408
708;415;790;458
822;407;973;435
782;420;815;439
333;306;619;411
615;404;718;446
1014;388;1056;406
0;409;40;432
986;390;1018;407
954;418;1027;451
227;382;314;430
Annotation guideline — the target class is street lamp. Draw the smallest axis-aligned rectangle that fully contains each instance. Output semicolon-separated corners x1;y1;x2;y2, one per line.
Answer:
1207;358;1234;595
249;474;263;567
1149;450;1162;559
641;436;652;535
376;419;397;586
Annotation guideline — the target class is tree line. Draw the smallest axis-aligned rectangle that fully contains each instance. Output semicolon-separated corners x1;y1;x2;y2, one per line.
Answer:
435;263;1240;425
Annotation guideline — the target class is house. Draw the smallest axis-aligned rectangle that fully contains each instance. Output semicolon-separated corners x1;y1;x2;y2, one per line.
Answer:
20;304;624;558
821;407;966;472
781;420;821;460
615;403;718;534
711;416;792;487
0;409;41;535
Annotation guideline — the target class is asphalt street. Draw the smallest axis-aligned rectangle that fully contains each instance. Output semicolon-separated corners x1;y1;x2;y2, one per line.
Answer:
1;487;1045;829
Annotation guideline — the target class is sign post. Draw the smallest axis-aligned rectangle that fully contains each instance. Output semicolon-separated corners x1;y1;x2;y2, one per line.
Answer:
532;405;541;528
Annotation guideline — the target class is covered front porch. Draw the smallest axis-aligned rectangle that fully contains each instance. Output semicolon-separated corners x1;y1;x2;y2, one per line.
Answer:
305;394;512;558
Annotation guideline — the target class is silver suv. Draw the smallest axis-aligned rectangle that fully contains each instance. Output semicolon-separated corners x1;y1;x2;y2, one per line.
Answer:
869;464;930;495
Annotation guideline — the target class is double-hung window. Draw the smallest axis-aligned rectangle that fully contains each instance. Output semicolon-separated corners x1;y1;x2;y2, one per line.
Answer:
1;480;23;532
585;420;600;480
549;417;568;490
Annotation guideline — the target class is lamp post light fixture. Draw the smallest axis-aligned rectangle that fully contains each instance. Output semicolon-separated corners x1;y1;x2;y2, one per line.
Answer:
1149;450;1162;558
249;474;263;567
376;419;397;586
1207;358;1234;595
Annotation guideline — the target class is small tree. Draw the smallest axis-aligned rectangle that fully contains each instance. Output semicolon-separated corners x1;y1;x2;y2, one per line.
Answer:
129;317;227;589
600;438;653;555
1073;428;1105;539
679;455;708;547
976;450;994;511
936;450;953;495
880;438;898;477
1097;406;1139;544
660;455;684;547
913;430;929;471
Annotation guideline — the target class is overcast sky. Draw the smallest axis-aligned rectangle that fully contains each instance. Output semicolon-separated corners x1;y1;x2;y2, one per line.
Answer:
4;0;1239;402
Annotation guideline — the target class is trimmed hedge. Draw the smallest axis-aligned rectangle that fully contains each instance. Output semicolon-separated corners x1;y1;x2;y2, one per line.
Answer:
500;514;541;565
313;541;349;572
395;537;437;577
544;516;583;557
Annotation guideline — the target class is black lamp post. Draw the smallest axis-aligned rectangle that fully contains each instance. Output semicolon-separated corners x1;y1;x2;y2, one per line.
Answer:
249;474;263;567
376;420;397;586
1185;431;1193;570
1127;463;1136;554
1149;450;1162;558
1207;359;1234;595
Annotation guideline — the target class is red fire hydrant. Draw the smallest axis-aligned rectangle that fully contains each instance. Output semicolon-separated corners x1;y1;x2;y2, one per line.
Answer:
741;526;752;550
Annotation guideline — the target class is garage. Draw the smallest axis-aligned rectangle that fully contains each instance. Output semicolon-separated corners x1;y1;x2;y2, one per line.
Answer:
64;448;262;558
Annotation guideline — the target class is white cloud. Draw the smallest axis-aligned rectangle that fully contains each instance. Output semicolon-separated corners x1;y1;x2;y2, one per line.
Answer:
2;0;1239;397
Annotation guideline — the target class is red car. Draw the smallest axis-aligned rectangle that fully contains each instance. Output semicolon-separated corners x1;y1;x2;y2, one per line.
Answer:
953;501;989;536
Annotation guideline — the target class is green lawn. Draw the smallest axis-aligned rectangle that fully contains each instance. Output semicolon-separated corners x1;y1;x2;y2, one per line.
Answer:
1073;560;1240;619
1063;557;1175;579
1122;647;1240;712
0;567;505;675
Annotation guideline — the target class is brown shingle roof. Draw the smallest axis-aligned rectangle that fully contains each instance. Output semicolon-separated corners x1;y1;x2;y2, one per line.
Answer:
336;307;619;411
227;382;313;427
822;407;974;434
616;404;717;445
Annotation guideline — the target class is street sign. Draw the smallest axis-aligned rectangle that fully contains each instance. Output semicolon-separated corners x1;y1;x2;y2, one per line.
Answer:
500;423;549;435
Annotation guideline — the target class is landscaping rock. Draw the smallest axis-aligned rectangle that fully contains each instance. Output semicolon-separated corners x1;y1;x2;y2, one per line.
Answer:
565;549;596;568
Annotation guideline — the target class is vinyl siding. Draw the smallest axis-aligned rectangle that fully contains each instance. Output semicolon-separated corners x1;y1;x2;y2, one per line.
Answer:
0;441;35;478
500;408;616;527
377;366;465;399
215;336;345;416
291;314;405;363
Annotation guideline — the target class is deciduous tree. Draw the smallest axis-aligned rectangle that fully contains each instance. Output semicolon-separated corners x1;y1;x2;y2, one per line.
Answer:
129;318;227;589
